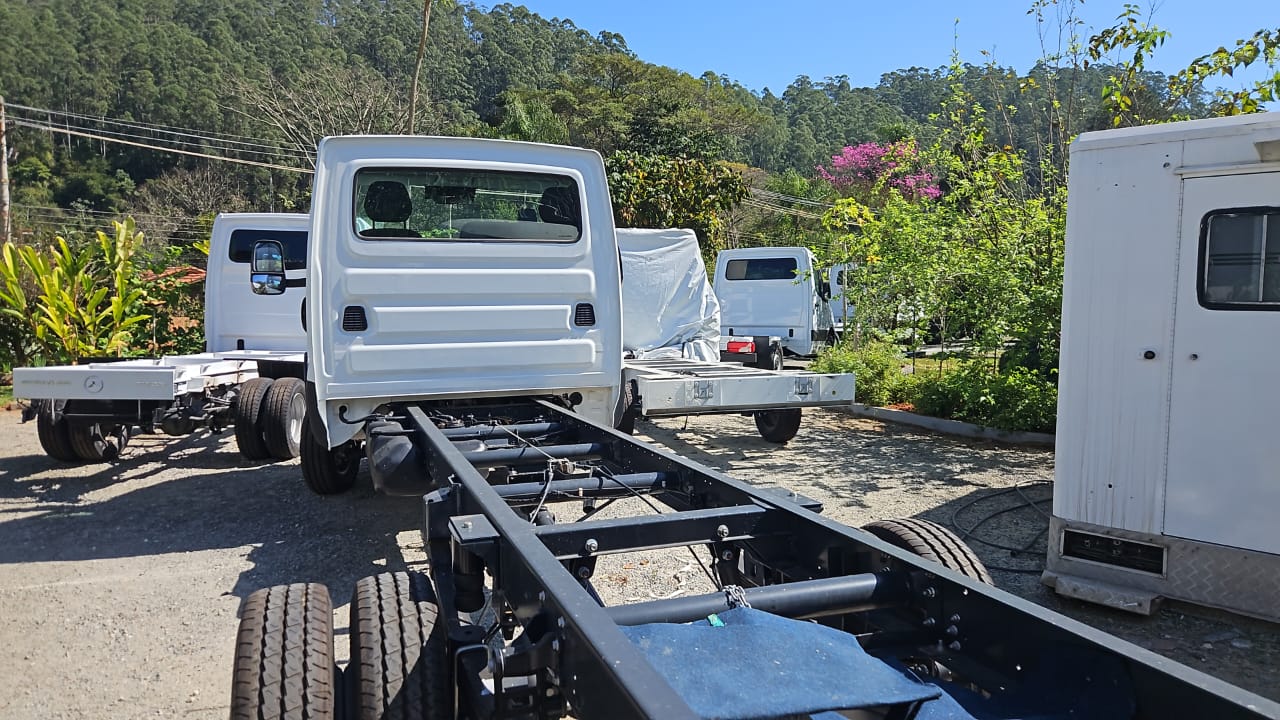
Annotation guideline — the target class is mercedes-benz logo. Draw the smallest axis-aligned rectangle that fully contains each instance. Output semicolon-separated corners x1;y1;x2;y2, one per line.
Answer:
84;375;104;393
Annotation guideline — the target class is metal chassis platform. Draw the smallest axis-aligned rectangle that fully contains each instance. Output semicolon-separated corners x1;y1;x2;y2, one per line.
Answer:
622;357;854;417
391;398;1278;720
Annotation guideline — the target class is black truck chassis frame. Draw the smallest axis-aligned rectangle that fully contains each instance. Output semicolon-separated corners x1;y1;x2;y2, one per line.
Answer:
288;398;1280;719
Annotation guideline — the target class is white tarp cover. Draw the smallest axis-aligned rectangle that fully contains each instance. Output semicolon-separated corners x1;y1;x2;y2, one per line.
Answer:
617;228;720;361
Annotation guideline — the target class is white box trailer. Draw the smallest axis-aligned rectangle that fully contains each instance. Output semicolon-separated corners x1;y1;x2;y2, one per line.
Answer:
14;213;309;462
1044;112;1280;621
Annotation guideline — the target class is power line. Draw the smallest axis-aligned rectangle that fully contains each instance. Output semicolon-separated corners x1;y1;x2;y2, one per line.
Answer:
6;102;308;154
9;113;310;164
10;119;313;174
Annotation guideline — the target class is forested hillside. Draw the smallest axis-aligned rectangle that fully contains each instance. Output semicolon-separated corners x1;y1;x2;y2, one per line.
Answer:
0;0;1187;228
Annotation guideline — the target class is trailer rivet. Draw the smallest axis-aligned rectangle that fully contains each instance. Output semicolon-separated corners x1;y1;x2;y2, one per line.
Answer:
552;640;560;653
715;524;729;539
576;566;592;579
922;618;936;628
949;614;961;624
948;641;962;652
546;688;556;697
946;625;959;637
584;538;599;554
922;587;937;598
461;521;472;530
557;617;566;629
721;550;735;561
538;591;546;604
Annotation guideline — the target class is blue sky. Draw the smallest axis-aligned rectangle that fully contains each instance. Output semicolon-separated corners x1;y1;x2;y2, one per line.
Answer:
509;1;1274;95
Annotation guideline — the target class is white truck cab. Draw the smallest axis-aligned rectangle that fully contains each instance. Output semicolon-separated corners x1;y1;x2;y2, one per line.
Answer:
257;137;622;462
713;246;836;357
205;213;309;353
16;213;310;463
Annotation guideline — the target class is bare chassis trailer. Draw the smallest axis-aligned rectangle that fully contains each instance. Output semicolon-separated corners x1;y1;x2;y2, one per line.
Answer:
234;399;1278;720
619;357;854;443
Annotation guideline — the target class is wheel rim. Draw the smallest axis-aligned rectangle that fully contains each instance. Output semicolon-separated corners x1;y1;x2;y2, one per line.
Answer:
287;393;305;447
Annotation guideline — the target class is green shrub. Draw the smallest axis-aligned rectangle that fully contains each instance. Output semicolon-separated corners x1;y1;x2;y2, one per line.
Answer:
811;340;915;407
911;362;1057;433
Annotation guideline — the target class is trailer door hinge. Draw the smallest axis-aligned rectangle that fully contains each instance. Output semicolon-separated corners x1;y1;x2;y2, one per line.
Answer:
692;380;715;401
794;378;815;396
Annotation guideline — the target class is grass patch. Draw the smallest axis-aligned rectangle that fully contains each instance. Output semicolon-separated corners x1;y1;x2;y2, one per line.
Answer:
0;385;13;408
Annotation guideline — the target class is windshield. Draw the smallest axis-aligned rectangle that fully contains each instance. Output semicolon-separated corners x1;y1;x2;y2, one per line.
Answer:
353;167;582;242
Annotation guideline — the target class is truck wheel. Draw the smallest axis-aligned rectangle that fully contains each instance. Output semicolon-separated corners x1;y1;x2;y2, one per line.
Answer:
862;518;994;585
754;408;802;443
348;572;451;720
230;583;337;720
68;421;129;462
757;345;783;371
300;413;359;495
262;377;306;460
234;377;274;460
36;401;79;462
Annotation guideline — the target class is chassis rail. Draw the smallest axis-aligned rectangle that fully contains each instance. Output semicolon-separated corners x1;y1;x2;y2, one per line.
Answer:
351;397;1280;720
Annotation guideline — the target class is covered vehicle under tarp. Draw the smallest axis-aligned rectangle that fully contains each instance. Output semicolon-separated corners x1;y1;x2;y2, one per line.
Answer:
617;228;719;362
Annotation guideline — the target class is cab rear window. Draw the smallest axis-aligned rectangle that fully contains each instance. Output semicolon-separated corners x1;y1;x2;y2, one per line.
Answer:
724;257;798;281
354;168;581;242
228;229;307;270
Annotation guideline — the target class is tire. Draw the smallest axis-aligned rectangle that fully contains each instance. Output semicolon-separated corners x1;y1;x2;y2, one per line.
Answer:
756;345;783;371
36;401;79;462
300;413;359;495
235;377;275;460
230;583;337;720
754;408;802;443
615;379;639;435
862;518;994;585
262;377;306;460
68;421;129;462
348;572;451;720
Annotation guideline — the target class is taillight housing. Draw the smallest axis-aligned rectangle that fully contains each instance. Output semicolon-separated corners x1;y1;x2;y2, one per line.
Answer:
726;340;755;354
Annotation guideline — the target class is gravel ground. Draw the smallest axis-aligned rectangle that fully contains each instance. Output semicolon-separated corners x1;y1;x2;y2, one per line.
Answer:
1;406;1277;718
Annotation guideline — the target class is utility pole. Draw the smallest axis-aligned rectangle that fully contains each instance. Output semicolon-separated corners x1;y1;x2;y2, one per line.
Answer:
407;0;434;135
0;95;11;243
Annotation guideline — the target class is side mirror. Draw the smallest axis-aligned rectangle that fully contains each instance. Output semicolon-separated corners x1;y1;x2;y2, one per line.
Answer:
251;240;286;296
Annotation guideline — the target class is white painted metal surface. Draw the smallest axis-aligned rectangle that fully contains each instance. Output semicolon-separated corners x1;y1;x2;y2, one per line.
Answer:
623;358;854;416
14;355;260;401
307;137;622;445
204;213;309;353
713;246;833;357
1050;112;1280;617
1164;173;1280;554
14;213;310;405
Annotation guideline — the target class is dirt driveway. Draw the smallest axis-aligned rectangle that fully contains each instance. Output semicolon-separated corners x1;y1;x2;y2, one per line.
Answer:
0;407;1276;718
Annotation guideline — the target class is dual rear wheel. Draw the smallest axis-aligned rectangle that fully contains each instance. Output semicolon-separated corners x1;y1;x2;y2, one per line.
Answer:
234;377;307;461
231;572;450;720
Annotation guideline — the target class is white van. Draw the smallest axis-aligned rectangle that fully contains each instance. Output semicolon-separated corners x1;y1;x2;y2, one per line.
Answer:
713;247;836;357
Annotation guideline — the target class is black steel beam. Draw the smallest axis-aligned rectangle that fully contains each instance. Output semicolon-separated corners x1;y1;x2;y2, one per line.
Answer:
406;405;701;720
493;472;673;506
462;442;606;469
533;504;773;559
442;422;567;440
607;572;910;626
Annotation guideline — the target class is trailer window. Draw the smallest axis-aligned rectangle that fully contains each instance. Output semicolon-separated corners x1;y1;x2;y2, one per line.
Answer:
353;168;581;242
228;229;308;270
724;257;798;281
1200;209;1280;309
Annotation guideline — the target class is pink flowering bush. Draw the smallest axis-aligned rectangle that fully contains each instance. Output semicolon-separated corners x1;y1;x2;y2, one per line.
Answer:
817;141;941;202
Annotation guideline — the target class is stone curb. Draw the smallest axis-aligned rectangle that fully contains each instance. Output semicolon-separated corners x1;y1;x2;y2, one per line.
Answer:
837;403;1056;447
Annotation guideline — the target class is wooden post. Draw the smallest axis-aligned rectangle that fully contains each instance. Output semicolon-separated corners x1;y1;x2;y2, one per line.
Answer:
0;95;11;243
